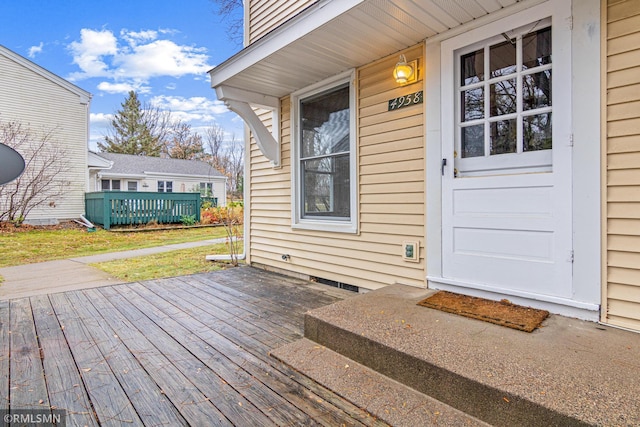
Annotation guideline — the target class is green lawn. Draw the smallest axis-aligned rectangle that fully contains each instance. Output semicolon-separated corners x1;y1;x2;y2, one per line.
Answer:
90;243;237;281
0;225;230;268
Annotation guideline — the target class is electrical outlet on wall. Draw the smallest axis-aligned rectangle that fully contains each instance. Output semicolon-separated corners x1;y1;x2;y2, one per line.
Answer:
402;241;419;262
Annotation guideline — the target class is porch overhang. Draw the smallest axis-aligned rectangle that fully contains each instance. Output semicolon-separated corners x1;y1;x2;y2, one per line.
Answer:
209;0;526;163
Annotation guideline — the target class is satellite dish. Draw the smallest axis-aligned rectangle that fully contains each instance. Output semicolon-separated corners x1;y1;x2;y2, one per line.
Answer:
0;143;26;185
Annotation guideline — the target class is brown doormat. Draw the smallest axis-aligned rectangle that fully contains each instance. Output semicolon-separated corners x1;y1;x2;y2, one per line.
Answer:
417;291;549;332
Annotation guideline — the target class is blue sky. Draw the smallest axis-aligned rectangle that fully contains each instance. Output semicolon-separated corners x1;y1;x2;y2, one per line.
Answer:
0;0;244;150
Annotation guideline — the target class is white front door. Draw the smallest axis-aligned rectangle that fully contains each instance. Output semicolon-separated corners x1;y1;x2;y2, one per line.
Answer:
440;3;573;301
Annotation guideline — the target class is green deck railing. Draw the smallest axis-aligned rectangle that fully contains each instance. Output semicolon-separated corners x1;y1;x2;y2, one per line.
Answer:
85;191;201;230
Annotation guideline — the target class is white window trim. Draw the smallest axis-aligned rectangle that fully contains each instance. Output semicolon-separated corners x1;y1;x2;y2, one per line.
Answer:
454;18;553;177
158;180;173;193
290;69;358;233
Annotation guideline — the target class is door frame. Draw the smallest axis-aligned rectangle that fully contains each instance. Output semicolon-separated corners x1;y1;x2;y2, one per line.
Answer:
424;0;602;320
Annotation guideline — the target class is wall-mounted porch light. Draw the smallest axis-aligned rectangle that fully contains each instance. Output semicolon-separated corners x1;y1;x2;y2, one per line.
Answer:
393;54;417;85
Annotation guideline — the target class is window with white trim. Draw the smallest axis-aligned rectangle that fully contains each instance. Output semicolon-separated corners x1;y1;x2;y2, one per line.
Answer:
200;182;213;197
101;179;121;191
127;181;138;191
456;19;552;177
291;71;357;233
158;180;173;192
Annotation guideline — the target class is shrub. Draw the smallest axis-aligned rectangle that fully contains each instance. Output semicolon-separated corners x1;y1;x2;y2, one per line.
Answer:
200;208;220;225
180;215;197;226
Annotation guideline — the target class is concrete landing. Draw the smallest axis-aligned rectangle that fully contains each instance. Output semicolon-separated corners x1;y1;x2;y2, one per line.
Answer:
274;284;640;426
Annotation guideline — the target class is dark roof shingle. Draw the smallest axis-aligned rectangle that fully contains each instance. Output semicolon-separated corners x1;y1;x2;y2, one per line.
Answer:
95;152;224;178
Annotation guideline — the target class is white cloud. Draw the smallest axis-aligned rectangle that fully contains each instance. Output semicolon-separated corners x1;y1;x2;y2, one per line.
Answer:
89;112;113;124
89;113;114;151
28;42;43;58
150;95;228;115
67;27;212;88
115;40;210;79
144;95;231;129
97;81;150;94
120;29;158;46
68;29;118;78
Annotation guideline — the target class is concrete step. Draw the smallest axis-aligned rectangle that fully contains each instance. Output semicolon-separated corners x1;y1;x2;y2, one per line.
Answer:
271;338;491;427
290;284;640;427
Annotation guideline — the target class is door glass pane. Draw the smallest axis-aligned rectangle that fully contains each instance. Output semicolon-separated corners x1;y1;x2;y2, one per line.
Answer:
490;78;517;116
461;88;484;121
302;154;350;217
490;40;516;78
490;119;517;155
300;85;349;158
461;125;484;158
523;113;552;151
523;27;552;70
461;49;484;85
523;71;552;110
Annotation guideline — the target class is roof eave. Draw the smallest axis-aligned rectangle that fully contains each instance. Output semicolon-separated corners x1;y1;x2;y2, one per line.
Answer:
208;0;364;93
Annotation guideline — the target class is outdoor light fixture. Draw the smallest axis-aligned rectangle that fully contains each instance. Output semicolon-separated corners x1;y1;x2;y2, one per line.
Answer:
393;54;416;85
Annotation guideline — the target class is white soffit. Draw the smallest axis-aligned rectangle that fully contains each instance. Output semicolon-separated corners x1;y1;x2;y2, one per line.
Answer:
209;0;522;98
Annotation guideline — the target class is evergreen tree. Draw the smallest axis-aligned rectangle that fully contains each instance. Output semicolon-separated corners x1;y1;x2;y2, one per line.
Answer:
98;91;165;156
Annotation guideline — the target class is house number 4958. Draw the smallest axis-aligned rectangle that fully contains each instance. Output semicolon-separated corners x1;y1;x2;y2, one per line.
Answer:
388;90;423;111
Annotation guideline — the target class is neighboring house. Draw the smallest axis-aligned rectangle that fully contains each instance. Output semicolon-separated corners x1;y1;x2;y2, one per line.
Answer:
88;152;227;205
0;45;91;224
209;0;640;333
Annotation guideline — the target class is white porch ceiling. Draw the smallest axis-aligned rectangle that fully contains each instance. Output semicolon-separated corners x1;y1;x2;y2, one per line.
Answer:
209;0;526;99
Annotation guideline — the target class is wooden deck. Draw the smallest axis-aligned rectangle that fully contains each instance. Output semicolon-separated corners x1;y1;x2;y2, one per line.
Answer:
0;267;388;426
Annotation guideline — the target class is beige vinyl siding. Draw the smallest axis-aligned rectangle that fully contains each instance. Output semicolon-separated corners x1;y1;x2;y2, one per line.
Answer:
248;44;425;290
247;0;316;44
605;0;640;331
0;53;89;223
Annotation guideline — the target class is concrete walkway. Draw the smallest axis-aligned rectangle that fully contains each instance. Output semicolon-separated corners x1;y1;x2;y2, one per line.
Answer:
0;238;227;300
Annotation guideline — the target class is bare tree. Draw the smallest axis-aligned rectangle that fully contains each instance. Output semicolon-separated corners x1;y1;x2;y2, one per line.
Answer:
0;120;70;223
225;133;244;200
165;120;206;160
204;123;226;170
204;124;245;200
210;0;244;47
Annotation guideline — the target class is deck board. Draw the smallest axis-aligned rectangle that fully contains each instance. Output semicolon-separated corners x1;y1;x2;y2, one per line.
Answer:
9;298;50;411
30;295;98;426
118;283;315;426
106;285;276;427
94;286;231;426
0;300;10;411
134;279;378;427
49;292;145;425
0;267;387;426
67;290;188;426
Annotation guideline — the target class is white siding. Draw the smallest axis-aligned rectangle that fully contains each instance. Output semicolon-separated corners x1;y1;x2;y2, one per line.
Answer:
0;50;90;223
88;172;227;206
605;0;640;331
